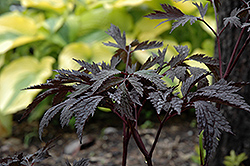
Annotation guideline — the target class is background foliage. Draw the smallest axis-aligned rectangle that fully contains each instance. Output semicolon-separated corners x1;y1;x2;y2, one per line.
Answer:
0;0;214;137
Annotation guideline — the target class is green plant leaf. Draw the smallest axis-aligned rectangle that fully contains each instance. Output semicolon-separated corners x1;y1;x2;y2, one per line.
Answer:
58;42;92;70
0;56;55;115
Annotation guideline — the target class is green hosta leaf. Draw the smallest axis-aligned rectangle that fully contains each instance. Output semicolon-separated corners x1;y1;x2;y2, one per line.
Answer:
58;43;92;70
20;0;72;14
0;56;55;115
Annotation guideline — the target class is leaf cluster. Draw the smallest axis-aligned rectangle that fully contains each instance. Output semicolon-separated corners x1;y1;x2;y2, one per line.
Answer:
0;139;54;166
21;3;250;165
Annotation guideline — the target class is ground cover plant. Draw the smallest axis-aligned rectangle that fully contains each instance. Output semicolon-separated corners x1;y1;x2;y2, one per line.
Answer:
14;0;250;165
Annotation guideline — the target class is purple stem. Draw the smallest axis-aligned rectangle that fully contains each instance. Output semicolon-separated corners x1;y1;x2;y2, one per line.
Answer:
212;0;223;78
122;122;131;166
225;34;250;79
149;112;169;157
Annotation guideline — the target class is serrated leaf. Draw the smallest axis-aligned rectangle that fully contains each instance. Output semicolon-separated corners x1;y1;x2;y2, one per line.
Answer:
194;101;232;163
190;79;250;112
127;76;144;97
90;69;121;93
170;97;183;115
141;47;167;70
110;56;122;69
147;88;174;114
168;45;189;68
127;63;137;74
73;59;100;75
242;23;250;32
66;158;89;166
223;8;241;28
134;40;163;51
103;24;126;50
193;2;208;19
181;72;210;97
112;83;134;119
39;100;68;139
145;4;184;20
170;15;198;33
74;96;104;142
97;77;124;93
165;66;187;82
134;70;167;90
188;54;219;77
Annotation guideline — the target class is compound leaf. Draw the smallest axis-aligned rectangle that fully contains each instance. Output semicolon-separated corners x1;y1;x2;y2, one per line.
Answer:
194;101;232;163
103;24;126;50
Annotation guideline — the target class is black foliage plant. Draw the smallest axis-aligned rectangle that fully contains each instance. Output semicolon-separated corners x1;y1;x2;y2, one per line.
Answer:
20;0;250;166
0;139;54;166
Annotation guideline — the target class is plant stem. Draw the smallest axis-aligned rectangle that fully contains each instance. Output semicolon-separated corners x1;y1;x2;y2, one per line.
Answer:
225;34;250;79
149;112;169;157
212;0;223;78
125;45;131;73
122;123;131;166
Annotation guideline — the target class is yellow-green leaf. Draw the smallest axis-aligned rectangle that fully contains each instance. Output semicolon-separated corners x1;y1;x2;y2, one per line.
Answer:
0;56;55;115
20;0;73;14
58;42;92;69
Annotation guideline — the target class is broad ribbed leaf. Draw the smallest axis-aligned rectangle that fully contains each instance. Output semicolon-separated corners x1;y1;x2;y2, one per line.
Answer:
134;70;167;90
103;24;126;50
74;96;104;142
91;69;121;93
194;101;232;163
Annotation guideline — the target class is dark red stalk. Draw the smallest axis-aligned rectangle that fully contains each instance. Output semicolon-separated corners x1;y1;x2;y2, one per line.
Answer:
122;123;131;166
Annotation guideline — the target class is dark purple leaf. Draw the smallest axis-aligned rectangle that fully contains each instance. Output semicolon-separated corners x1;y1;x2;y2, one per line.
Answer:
147;88;174;114
110;56;122;69
168;45;189;68
223;8;241;28
134;70;167;90
66;158;89;166
145;4;184;20
134;40;163;51
181;72;210;97
103;24;126;50
193;2;208;19
90;69;121;93
190;79;250;112
141;47;167;70
170;15;198;33
194;101;232;163
111;83;134;119
127;76;144;97
74;96;104;142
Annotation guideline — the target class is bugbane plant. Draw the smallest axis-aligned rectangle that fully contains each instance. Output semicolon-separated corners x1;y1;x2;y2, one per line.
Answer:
21;0;250;165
